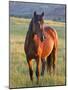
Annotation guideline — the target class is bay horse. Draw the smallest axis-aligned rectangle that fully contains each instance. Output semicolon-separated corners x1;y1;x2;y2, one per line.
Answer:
24;11;58;83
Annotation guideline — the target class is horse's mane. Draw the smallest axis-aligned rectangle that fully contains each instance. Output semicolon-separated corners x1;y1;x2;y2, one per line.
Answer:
25;19;34;47
27;19;33;38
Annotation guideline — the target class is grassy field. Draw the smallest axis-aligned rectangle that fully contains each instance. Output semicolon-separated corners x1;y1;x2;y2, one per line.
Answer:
9;17;66;88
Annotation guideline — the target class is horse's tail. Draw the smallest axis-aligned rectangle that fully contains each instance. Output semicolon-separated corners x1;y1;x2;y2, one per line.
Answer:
47;51;52;74
47;44;58;74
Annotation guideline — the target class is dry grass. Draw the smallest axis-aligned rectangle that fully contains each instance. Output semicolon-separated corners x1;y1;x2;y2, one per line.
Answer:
9;17;66;88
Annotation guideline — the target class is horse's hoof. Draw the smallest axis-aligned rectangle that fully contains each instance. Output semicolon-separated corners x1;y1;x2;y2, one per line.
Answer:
36;81;39;84
41;72;44;76
31;80;33;84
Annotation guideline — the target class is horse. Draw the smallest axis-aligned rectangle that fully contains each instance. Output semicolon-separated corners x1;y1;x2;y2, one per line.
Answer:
24;11;58;83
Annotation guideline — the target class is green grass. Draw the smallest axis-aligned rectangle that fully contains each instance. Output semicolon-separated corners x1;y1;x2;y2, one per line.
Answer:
9;17;66;88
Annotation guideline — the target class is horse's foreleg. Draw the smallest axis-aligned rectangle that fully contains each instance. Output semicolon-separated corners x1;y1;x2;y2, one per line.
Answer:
27;59;33;81
36;58;40;83
41;58;46;76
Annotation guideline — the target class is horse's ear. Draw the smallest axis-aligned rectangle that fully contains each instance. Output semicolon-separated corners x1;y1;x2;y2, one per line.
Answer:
34;11;36;16
41;12;44;17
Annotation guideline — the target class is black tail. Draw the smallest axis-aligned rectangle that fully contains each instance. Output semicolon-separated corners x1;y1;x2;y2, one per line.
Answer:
47;52;53;74
47;46;57;75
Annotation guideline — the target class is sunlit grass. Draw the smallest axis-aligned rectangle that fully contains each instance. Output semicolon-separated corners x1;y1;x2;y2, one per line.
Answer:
9;17;66;88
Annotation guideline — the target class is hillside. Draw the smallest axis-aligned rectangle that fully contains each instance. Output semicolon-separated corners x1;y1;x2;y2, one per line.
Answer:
9;1;66;22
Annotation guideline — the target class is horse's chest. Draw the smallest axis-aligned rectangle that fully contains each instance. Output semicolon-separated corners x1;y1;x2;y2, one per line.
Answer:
28;43;37;57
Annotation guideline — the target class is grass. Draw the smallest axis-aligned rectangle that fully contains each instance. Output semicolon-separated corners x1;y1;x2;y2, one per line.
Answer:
9;16;66;88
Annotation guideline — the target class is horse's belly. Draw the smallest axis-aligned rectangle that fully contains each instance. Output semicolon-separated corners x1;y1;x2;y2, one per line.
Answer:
41;38;54;58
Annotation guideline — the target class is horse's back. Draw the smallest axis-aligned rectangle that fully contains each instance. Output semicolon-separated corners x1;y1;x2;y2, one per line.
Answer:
44;26;57;38
44;26;58;47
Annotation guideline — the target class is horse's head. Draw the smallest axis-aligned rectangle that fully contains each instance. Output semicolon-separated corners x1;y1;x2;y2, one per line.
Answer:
32;11;44;35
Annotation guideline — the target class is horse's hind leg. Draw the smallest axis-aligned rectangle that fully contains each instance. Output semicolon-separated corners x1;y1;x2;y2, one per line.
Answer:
27;59;33;81
52;47;57;75
47;54;52;75
41;58;46;76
